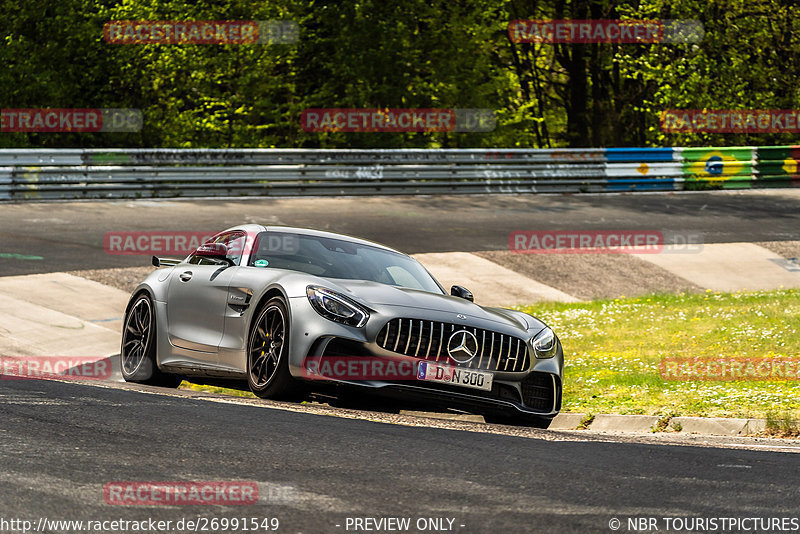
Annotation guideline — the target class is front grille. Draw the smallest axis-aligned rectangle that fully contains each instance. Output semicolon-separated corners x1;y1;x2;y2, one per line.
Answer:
521;372;557;412
376;318;530;372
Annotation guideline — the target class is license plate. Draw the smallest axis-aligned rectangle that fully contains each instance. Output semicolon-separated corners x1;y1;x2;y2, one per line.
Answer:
417;362;493;392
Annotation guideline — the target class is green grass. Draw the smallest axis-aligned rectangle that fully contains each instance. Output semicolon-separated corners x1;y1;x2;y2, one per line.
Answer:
179;381;256;398
518;288;800;420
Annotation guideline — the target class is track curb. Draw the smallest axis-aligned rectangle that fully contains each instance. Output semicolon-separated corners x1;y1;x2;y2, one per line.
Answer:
552;412;768;436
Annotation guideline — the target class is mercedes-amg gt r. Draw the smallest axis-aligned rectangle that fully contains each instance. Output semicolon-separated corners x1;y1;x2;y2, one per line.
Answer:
120;225;563;427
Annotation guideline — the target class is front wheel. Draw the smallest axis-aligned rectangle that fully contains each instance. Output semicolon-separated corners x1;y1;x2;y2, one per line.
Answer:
247;297;297;399
120;293;181;388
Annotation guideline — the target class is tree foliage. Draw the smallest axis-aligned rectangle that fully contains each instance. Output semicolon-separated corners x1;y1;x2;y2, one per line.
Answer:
1;0;799;148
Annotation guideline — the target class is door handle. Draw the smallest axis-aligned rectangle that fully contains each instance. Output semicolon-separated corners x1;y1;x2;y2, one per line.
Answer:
179;271;193;282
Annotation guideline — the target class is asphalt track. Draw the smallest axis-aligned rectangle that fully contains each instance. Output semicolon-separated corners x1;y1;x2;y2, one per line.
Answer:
3;190;800;534
1;189;800;276
2;378;799;534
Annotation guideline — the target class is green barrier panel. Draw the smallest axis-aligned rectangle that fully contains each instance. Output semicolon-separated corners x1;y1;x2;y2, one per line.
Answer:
681;147;755;190
755;145;800;188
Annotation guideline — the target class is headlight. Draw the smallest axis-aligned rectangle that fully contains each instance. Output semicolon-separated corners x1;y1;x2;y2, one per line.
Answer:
306;286;369;327
531;327;558;359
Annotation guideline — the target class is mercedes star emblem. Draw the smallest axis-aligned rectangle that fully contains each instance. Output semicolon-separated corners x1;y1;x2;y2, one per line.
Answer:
447;330;479;364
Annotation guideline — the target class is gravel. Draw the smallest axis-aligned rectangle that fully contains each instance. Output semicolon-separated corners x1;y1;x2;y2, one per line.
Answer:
756;240;800;259
67;266;154;293
474;250;703;301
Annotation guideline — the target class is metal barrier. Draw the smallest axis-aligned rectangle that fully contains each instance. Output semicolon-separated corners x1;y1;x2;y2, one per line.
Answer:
0;147;798;200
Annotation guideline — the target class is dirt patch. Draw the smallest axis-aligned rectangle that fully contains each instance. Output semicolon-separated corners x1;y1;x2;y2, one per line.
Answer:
757;241;800;259
67;266;154;294
475;251;702;301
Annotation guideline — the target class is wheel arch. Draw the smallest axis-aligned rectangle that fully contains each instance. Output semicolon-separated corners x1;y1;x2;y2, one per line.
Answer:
124;285;156;315
250;285;291;322
246;285;292;353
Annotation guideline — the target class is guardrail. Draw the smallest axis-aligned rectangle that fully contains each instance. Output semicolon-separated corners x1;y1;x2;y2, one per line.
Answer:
0;147;798;200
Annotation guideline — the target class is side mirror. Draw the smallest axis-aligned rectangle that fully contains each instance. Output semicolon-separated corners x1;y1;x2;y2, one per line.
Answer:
450;285;474;302
196;242;234;266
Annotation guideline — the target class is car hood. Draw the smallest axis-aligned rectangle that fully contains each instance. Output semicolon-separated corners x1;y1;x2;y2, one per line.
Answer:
326;279;538;331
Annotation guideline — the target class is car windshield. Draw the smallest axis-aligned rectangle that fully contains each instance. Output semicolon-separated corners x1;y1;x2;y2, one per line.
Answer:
249;231;443;294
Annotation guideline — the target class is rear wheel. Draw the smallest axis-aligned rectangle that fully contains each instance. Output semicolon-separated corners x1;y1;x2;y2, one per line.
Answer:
120;294;181;388
247;297;297;399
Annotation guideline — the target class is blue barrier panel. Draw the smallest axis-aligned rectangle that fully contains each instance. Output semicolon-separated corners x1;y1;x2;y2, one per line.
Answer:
605;148;676;163
605;178;677;192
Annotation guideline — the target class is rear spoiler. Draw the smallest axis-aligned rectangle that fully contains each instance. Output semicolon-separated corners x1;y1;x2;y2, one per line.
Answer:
152;256;181;267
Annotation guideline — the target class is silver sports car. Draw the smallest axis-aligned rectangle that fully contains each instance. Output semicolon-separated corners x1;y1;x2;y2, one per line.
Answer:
120;225;563;427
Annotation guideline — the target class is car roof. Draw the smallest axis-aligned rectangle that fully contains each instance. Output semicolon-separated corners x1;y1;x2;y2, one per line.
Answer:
224;224;403;255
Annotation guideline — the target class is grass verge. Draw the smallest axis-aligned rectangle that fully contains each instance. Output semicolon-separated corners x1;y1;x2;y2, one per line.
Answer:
179;381;256;398
518;288;800;420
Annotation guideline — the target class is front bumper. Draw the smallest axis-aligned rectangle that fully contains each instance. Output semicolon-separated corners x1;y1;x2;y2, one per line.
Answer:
358;372;562;418
297;335;563;417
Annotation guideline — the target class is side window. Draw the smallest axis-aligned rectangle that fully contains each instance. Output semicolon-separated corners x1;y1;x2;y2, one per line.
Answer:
187;231;247;266
187;248;215;265
218;232;247;266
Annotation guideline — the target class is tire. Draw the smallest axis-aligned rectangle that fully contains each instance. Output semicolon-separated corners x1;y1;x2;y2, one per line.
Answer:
247;297;297;399
484;412;553;429
120;293;182;388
